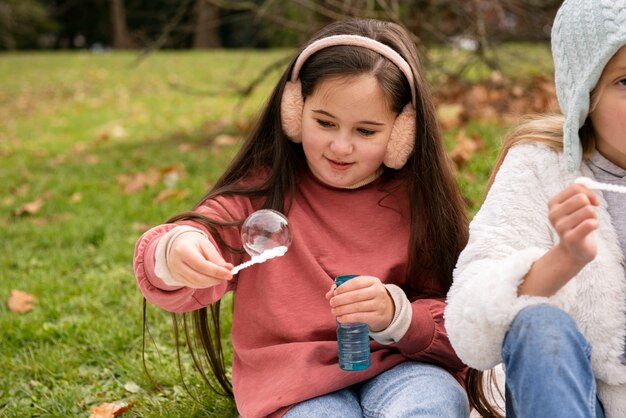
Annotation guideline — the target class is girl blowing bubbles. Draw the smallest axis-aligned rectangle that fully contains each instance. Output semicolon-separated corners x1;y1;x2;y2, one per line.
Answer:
445;0;626;417
134;18;484;418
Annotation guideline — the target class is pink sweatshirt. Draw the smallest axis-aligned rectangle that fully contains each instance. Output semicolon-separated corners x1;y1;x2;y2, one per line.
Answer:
134;170;466;418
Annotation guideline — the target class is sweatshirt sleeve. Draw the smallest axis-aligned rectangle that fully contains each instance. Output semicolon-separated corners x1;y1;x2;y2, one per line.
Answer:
445;144;574;370
383;296;464;370
133;194;254;312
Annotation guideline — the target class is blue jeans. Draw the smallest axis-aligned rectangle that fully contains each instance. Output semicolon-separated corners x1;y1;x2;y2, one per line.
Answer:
502;304;605;418
283;361;469;417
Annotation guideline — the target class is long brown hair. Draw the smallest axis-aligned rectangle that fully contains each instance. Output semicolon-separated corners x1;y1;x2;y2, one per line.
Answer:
143;17;487;412
485;114;596;193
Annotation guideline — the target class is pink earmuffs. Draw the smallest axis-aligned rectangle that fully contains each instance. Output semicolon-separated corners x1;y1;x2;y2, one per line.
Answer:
280;34;417;169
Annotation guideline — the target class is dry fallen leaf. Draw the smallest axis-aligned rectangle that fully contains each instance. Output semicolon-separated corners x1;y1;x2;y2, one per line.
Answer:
432;73;559;128
12;184;30;197
116;168;160;193
14;198;44;216
7;289;37;313
89;400;134;418
213;134;239;148
160;165;185;188
436;103;465;130
123;381;141;393
131;222;151;233
449;130;484;169
85;154;100;165
97;124;127;141
154;189;188;203
177;143;194;153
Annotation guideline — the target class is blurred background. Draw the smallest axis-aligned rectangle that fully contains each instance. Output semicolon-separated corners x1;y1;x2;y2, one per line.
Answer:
1;1;563;417
2;0;560;51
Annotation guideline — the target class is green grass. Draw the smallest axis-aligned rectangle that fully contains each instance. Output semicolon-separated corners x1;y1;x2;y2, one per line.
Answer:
0;50;287;418
0;46;547;417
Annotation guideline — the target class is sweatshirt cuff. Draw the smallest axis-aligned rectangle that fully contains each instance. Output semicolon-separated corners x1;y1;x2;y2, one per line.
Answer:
369;284;412;344
154;225;208;286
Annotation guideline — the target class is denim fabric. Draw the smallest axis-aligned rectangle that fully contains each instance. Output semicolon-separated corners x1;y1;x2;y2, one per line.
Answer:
502;304;605;418
283;361;469;418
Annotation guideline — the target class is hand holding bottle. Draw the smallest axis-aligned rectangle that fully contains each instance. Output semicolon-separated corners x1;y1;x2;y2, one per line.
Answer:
326;275;395;333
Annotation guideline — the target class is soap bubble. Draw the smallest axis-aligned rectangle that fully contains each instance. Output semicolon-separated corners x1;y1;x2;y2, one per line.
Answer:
241;209;292;257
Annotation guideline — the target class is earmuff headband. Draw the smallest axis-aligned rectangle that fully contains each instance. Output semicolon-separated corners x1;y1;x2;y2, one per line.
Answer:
289;34;416;108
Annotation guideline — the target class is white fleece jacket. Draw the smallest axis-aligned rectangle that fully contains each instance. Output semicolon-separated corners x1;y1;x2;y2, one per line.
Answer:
446;143;626;417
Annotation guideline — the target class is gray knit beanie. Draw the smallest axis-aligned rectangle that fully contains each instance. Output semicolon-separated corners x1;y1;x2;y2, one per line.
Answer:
551;0;626;172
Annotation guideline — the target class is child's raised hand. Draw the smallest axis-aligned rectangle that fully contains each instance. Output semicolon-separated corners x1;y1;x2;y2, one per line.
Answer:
167;232;233;288
325;276;395;332
548;182;600;264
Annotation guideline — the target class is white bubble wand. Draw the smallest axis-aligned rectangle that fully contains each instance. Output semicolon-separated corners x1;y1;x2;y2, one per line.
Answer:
574;177;626;194
231;246;289;275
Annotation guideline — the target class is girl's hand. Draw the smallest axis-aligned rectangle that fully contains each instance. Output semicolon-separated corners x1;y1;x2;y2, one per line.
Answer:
167;232;233;288
325;275;395;332
518;182;600;297
547;182;600;264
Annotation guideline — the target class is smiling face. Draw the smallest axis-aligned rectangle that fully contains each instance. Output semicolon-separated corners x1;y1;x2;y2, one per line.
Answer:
300;74;397;188
590;45;626;169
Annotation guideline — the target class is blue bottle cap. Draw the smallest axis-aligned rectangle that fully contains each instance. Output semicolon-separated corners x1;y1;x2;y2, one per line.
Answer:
335;274;359;287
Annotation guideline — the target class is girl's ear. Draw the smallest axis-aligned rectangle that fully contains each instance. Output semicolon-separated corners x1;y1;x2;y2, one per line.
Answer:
384;104;416;169
280;80;304;143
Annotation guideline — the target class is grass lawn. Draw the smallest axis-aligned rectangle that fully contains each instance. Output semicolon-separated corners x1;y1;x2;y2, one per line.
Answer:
0;44;551;417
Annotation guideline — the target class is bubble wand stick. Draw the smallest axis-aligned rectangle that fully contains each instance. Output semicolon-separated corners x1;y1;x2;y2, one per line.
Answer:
231;246;289;274
574;177;626;194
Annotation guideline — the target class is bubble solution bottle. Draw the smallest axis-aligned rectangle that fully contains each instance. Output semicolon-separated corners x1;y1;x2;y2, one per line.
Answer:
335;274;371;371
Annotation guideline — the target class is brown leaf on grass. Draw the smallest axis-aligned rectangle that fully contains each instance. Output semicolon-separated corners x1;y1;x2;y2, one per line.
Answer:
160;165;186;188
511;84;525;98
177;143;194;153
474;105;500;122
213;134;239;148
434;75;467;103
488;70;504;84
69;142;87;154
97;124;127;141
507;96;532;116
12;184;30;197
28;213;71;226
70;193;82;203
433;73;559;128
50;154;67;166
449;130;485;169
234;117;255;133
85;154;100;165
200;118;231;135
89;400;134;418
436;103;465;130
32;149;48;158
154;189;188;203
14;198;44;216
2;196;15;206
465;84;490;106
116;168;160;193
131;222;152;233
7;289;37;313
463;171;477;182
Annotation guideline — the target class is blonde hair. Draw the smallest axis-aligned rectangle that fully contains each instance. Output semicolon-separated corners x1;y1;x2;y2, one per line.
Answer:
486;85;603;192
